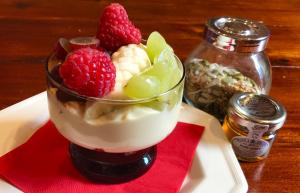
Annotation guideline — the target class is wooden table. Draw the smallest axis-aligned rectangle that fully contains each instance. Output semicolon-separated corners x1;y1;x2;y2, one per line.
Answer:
0;0;299;192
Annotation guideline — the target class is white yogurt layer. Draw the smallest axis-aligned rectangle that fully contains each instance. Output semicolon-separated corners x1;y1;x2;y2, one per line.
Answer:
48;92;181;153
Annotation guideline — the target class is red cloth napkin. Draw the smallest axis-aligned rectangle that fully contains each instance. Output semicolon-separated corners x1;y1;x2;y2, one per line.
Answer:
0;121;204;193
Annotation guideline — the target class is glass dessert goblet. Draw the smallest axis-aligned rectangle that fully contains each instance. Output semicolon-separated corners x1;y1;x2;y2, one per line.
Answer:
45;54;185;183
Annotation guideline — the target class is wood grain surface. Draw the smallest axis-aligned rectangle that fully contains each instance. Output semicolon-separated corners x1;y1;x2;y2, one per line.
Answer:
0;0;299;193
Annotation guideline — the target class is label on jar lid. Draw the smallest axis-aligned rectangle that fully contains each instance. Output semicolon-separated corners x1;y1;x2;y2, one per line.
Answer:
238;94;277;118
231;123;269;159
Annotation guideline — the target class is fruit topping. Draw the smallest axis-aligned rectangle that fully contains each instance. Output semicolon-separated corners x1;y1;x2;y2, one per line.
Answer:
59;47;116;97
146;31;172;63
53;38;71;60
108;44;151;99
51;4;181;103
151;48;182;92
69;37;100;51
124;32;182;99
96;3;142;52
125;75;160;99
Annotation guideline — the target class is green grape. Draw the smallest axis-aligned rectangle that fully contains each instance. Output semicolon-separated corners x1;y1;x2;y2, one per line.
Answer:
168;68;183;109
144;48;182;93
154;48;177;71
148;81;183;111
143;66;159;77
155;49;181;91
166;44;173;52
152;61;169;77
143;62;171;93
170;68;182;88
124;75;160;98
146;31;167;63
124;31;182;110
158;68;182;104
167;83;183;110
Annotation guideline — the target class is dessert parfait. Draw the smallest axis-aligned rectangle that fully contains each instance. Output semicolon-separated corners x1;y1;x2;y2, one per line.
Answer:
46;3;184;183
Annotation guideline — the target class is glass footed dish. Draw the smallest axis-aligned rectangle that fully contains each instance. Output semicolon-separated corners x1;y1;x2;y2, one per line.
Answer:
46;52;185;183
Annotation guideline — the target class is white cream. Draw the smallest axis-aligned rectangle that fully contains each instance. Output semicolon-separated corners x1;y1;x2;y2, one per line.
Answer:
48;92;181;153
107;44;151;99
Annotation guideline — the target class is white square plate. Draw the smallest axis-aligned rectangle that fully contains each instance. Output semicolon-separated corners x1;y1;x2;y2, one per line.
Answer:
0;92;247;193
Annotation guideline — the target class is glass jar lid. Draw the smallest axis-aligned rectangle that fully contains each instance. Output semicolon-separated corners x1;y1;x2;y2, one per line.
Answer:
228;93;287;130
204;17;270;52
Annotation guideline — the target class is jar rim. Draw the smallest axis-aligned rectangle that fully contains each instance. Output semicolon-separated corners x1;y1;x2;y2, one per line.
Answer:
204;16;270;53
228;92;287;126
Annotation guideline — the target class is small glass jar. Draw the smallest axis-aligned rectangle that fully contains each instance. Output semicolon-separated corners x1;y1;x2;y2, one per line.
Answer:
184;17;272;121
223;93;286;162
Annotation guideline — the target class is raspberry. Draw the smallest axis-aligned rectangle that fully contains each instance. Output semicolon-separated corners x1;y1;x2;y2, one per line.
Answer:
59;47;116;97
96;3;142;51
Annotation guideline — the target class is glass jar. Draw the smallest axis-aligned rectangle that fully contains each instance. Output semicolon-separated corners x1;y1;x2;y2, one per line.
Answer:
184;17;271;121
223;92;286;162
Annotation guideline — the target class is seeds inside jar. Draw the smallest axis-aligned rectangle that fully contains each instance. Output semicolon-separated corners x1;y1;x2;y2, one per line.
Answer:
184;58;260;120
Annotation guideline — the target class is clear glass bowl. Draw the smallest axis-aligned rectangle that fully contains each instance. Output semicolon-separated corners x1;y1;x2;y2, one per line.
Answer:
46;51;185;183
46;53;185;153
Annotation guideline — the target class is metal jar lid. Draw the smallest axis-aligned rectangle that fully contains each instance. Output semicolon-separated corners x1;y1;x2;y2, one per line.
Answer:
227;93;287;131
204;17;270;53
